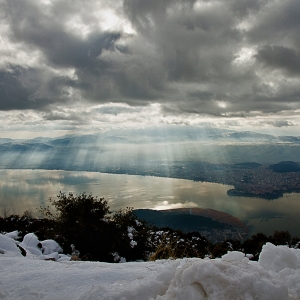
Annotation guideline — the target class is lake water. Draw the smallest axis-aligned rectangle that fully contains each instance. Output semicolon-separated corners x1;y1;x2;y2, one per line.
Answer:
0;169;300;238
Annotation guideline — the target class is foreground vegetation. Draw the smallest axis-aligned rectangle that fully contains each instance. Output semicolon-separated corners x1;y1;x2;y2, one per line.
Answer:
1;192;299;262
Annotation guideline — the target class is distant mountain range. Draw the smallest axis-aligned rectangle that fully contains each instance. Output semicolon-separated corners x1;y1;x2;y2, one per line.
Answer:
0;142;54;152
0;126;300;169
1;126;300;147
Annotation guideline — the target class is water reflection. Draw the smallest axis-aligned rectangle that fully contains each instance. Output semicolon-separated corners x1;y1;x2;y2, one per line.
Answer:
0;169;299;237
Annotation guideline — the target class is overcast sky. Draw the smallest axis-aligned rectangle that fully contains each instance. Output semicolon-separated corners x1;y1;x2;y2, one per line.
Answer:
1;0;300;138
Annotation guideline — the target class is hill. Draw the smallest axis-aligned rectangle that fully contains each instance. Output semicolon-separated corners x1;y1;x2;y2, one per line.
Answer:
269;161;300;173
134;208;248;242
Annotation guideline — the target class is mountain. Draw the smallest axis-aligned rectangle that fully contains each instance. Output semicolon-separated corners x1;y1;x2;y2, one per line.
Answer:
0;138;18;144
1;126;300;169
0;142;54;152
269;161;300;173
8;126;300;147
98;127;280;144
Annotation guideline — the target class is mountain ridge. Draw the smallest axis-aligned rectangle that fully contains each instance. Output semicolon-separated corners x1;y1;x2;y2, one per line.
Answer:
3;126;300;147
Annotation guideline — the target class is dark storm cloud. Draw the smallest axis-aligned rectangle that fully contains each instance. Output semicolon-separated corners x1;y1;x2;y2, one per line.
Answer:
248;0;300;43
256;46;300;75
0;65;78;110
1;0;300;115
76;41;167;103
0;66;39;110
230;0;268;18
123;0;241;82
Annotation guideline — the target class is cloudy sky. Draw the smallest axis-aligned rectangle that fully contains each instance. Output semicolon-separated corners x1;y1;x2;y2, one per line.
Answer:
1;0;300;138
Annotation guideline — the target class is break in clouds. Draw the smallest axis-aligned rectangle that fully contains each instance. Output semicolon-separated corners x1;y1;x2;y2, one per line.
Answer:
0;0;300;132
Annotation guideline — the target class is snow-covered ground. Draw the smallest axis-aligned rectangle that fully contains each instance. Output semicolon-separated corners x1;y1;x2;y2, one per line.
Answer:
1;233;300;299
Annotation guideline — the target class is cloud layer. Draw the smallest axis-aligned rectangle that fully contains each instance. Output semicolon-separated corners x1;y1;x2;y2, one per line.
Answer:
0;0;300;134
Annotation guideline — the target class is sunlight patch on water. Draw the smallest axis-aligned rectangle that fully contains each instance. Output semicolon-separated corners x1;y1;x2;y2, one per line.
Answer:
154;201;198;210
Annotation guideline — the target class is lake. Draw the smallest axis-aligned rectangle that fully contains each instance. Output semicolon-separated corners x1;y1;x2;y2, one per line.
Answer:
0;169;300;238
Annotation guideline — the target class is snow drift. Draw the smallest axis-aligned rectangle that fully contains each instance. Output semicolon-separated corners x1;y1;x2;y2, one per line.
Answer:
0;234;300;299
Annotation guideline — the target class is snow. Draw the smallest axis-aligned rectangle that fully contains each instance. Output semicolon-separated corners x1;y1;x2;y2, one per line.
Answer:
259;243;299;272
18;233;43;256
0;234;22;256
128;226;137;248
221;250;245;262
1;234;300;299
155;259;289;300
4;230;20;240
40;239;63;255
130;240;138;248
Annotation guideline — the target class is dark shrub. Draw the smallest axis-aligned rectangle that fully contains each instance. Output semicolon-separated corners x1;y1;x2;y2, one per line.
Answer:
40;192;114;261
270;230;291;246
40;193;151;262
241;232;269;260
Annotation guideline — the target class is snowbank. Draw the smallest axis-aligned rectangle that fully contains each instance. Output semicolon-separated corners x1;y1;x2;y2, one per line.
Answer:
1;234;300;299
0;234;22;256
0;232;68;261
259;242;299;272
